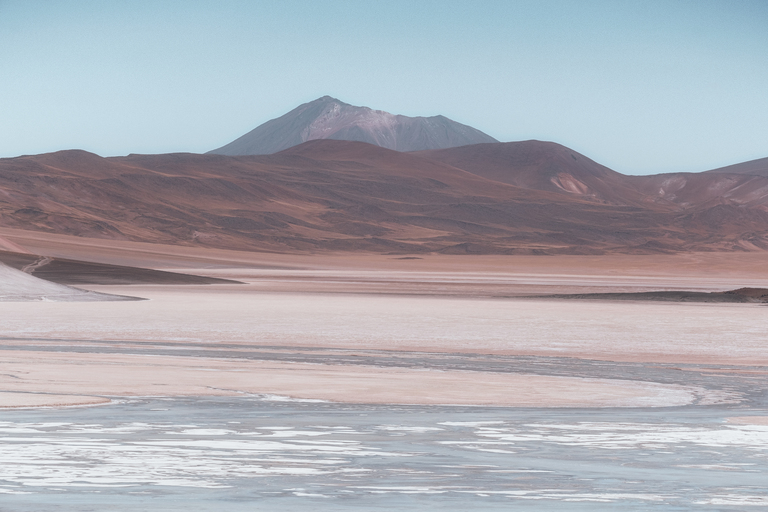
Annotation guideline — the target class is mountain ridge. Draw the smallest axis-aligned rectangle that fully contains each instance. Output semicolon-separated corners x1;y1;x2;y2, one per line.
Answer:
208;96;498;155
703;156;768;178
2;139;768;255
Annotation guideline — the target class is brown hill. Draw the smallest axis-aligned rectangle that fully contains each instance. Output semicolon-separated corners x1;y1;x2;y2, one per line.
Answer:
1;140;767;254
627;172;768;209
415;141;656;208
704;156;768;177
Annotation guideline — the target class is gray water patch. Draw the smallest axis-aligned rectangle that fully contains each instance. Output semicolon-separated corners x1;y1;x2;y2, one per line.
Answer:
0;398;767;511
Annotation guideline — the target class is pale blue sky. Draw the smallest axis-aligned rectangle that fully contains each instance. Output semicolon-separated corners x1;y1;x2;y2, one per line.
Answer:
1;0;766;174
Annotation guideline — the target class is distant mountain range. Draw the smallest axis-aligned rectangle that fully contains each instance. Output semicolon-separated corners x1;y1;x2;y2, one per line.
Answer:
209;96;498;155
2;138;768;255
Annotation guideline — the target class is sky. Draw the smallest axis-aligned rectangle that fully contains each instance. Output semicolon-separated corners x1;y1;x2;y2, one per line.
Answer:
1;0;766;175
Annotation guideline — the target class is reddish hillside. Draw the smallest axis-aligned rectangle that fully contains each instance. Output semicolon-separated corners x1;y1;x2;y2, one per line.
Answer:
627;172;768;210
704;156;768;177
1;140;767;254
415;141;655;208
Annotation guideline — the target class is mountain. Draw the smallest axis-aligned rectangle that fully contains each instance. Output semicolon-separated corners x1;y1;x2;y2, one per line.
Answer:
627;171;768;210
415;141;655;208
703;156;768;178
1;141;768;255
418;142;768;211
208;96;498;155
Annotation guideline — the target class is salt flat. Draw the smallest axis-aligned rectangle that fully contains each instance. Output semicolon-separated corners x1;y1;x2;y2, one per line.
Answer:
1;244;768;407
1;274;767;408
3;283;768;364
1;232;767;509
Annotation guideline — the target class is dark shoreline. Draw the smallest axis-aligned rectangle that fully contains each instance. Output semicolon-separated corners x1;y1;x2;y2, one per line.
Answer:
0;249;242;286
529;288;768;303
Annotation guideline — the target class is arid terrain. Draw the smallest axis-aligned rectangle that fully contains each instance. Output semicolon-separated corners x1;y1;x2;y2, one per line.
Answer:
1;226;767;509
1;135;768;509
0;226;767;509
3;0;766;505
2;139;768;257
1;226;767;407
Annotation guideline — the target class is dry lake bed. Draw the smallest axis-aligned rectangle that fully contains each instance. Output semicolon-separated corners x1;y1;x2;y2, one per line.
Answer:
1;239;768;510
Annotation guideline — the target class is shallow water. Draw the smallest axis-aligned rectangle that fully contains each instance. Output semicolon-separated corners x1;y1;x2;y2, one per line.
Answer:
1;398;767;511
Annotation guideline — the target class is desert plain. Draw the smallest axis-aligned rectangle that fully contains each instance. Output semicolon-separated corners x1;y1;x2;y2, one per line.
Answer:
1;228;768;509
1;226;767;407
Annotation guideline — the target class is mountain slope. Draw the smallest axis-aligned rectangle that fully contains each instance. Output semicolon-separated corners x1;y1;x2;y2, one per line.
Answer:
703;156;768;177
627;172;768;209
415;141;656;207
2;141;768;254
208;96;498;155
